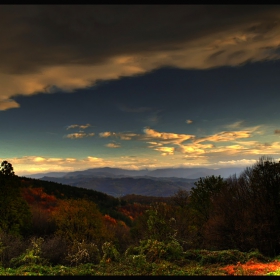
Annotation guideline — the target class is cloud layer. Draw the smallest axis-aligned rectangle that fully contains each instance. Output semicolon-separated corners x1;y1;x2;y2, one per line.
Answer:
1;5;280;109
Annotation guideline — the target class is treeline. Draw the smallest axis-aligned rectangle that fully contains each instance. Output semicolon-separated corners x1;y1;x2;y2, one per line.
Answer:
131;156;280;257
0;156;280;269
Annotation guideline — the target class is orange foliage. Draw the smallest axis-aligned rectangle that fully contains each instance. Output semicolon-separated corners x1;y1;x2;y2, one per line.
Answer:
222;260;280;275
104;214;117;225
51;199;113;244
117;203;150;220
21;187;58;212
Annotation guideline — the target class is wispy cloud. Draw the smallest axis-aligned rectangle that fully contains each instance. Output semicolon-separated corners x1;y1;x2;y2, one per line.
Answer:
99;127;194;145
99;131;138;140
142;128;194;144
217;159;260;166
224;121;244;129
195;126;260;143
186;119;193;124
64;132;95;139
105;143;121;148
66;123;91;130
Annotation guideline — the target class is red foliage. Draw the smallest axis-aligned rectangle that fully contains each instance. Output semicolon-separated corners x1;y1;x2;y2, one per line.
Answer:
222;260;280;275
104;214;117;225
21;187;58;212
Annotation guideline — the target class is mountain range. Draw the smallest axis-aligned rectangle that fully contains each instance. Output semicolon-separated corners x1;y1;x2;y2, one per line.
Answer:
24;166;244;197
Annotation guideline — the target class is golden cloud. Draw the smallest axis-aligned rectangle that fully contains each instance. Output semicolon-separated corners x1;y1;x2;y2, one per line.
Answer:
143;128;194;144
196;126;261;143
65;132;95;139
153;146;175;156
105;143;121;148
66;123;91;130
99;132;114;138
1;8;280;110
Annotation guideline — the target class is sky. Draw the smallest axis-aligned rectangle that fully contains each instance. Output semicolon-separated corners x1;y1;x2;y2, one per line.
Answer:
1;5;280;176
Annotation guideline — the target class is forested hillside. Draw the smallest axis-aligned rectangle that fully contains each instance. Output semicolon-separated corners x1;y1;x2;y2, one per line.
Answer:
1;156;280;275
39;176;196;197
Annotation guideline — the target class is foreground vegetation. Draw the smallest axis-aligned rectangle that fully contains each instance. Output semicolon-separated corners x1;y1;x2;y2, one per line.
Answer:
0;231;278;276
0;244;279;276
1;156;280;275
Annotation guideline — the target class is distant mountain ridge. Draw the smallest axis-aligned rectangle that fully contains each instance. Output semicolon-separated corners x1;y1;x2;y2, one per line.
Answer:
58;167;244;179
39;176;197;197
26;166;244;180
24;166;245;197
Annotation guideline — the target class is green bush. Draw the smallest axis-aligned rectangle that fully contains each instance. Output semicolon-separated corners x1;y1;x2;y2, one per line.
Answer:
101;242;120;263
10;237;48;268
126;239;183;263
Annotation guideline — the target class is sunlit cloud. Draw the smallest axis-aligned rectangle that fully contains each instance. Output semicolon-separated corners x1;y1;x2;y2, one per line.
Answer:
99;131;138;140
119;134;138;140
0;99;20;110
99;132;113;138
142;127;194;144
99;128;195;156
186;119;193;124
5;155;179;176
147;141;163;146
195;126;260;143
105;143;121;148
97;126;271;158
153;146;175;156
177;143;214;155
5;151;280;177
275;129;280;134
64;132;95;139
1;6;280;110
66;123;91;130
217;159;259;166
5;155;111;175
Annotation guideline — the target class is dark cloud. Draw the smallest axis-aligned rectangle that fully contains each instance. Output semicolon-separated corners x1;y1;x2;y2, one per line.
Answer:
275;129;280;134
1;5;280;74
207;50;226;63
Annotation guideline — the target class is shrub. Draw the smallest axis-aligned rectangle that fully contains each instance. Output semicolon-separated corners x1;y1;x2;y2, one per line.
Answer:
126;239;184;263
65;239;101;266
40;235;68;265
0;231;27;268
10;237;48;267
101;242;120;263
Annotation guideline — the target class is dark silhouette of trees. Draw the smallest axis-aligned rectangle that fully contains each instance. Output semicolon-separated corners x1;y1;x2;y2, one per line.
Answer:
202;156;280;256
0;160;15;176
0;170;31;236
190;175;227;223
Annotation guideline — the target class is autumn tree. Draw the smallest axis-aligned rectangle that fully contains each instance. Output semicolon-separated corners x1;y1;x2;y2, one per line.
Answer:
51;198;113;247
